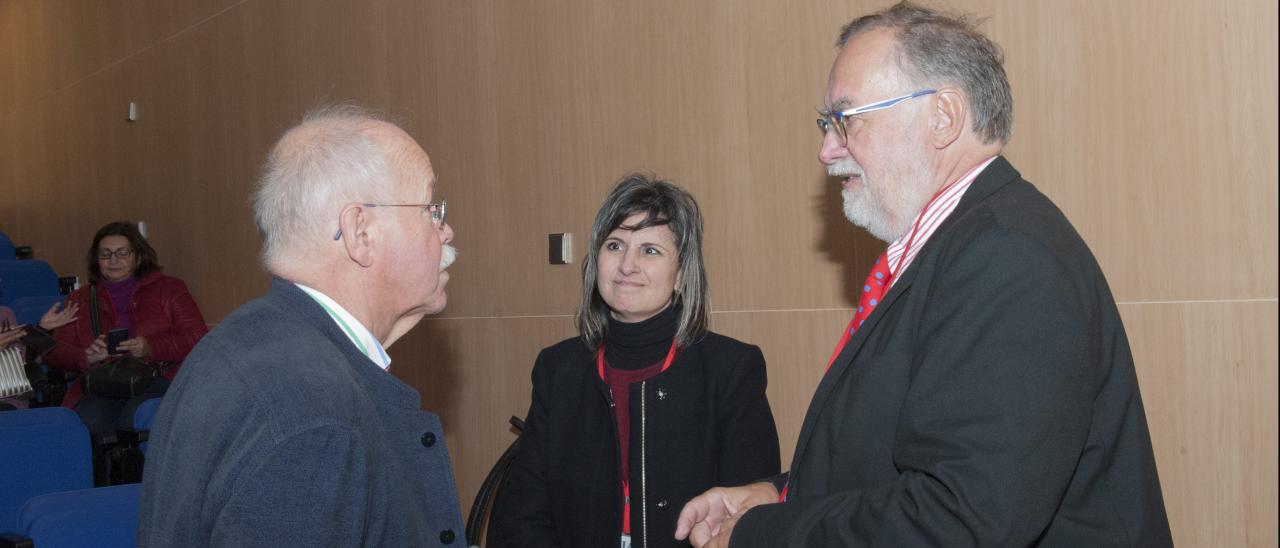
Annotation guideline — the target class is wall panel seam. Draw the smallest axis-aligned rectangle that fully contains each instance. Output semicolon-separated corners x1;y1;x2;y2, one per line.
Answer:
219;299;1278;327
1116;298;1278;305
3;0;253;117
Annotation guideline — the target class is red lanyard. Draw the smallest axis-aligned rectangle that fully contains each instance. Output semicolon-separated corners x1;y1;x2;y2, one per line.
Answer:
597;340;679;535
596;340;678;380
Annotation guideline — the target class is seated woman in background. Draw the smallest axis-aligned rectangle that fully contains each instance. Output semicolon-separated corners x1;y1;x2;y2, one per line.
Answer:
489;174;780;548
45;221;207;436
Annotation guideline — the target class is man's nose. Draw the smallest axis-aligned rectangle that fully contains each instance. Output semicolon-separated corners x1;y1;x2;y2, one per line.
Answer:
438;222;454;244
818;129;848;165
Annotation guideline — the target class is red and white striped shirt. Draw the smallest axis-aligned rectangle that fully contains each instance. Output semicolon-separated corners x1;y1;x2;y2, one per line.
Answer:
885;156;998;285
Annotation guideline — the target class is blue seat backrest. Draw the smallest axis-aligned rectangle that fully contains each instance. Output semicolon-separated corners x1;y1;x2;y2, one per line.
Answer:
0;407;93;530
0;260;60;306
14;483;142;548
0;233;15;260
10;295;65;326
132;397;163;453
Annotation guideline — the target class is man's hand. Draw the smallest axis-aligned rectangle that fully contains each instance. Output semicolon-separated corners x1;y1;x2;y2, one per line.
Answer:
119;336;151;360
675;481;779;547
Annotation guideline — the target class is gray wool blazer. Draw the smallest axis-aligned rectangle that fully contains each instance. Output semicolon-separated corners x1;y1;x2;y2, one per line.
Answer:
138;278;464;547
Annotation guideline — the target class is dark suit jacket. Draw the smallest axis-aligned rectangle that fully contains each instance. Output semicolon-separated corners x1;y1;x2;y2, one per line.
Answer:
489;332;779;548
138;279;463;547
733;157;1172;547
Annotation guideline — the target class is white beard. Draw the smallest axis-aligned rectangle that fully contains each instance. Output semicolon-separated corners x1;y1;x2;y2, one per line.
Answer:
830;155;935;243
439;244;457;272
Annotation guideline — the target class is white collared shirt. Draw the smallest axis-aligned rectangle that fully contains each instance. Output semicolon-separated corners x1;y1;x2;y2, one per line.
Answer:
885;156;998;286
294;283;392;370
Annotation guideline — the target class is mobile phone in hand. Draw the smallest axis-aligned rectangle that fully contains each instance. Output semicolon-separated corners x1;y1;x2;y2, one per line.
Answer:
107;328;130;355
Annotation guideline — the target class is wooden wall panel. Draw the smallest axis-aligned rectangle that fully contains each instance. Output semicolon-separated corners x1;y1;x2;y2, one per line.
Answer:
996;0;1279;302
710;309;855;468
1124;302;1278;546
0;0;245;115
2;0;1276;545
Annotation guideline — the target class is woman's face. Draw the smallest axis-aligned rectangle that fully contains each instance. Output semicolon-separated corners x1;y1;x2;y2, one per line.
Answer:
97;235;139;282
595;213;682;323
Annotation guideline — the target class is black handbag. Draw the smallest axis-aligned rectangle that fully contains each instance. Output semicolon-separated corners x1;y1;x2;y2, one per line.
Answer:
19;324;57;356
82;356;159;399
80;284;160;399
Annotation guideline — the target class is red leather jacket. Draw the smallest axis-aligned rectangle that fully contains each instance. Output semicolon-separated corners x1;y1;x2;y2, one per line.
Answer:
46;271;208;408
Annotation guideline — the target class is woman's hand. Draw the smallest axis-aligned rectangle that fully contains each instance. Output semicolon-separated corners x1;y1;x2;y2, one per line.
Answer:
119;336;151;360
85;334;109;366
1;325;27;349
39;301;80;330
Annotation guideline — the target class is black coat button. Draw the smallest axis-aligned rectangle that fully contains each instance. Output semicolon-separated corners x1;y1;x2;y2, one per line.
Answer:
439;529;455;544
656;499;669;509
421;432;437;447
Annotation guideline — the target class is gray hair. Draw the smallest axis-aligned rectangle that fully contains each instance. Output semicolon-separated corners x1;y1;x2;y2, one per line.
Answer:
252;105;400;269
577;173;709;349
837;1;1013;145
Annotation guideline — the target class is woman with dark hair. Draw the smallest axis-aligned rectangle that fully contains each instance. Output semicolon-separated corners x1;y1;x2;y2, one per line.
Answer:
45;221;207;442
489;174;780;548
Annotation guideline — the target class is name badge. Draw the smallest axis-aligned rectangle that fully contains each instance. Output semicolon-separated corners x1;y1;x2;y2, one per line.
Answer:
621;533;632;548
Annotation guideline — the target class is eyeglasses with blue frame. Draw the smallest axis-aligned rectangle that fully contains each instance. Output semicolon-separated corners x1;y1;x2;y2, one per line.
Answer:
816;89;936;143
332;201;447;240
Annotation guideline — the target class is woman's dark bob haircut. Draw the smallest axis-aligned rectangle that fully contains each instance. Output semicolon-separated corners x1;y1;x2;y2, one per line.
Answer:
577;173;709;349
86;221;162;284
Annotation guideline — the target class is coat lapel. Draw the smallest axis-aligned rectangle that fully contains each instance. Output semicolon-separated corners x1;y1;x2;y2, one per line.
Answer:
788;156;1022;486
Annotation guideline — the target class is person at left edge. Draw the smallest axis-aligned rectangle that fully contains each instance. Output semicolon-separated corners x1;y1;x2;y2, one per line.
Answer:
138;105;463;547
488;174;781;548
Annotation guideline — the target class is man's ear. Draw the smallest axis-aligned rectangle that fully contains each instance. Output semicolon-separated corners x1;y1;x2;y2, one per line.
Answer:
338;204;375;267
929;88;966;149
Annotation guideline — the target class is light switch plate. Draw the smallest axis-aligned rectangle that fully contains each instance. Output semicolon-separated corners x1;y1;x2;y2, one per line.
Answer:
549;233;572;264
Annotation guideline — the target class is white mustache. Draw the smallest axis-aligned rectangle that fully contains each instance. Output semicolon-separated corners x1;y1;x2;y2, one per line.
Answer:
827;158;863;178
439;244;457;272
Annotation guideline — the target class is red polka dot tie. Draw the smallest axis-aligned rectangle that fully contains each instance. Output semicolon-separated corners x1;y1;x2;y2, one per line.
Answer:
853;251;891;331
826;250;891;371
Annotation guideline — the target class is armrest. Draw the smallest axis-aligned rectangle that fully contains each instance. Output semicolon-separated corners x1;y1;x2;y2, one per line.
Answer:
115;427;150;444
0;532;34;548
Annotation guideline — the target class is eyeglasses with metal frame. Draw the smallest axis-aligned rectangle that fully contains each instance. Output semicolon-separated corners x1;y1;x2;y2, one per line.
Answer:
816;89;937;143
332;201;447;241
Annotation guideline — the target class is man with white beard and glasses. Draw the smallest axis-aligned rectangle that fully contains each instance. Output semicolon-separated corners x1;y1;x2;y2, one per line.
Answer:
138;105;464;547
676;2;1172;546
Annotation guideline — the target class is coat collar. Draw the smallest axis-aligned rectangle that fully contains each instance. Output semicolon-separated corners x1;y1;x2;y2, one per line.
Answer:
264;277;422;409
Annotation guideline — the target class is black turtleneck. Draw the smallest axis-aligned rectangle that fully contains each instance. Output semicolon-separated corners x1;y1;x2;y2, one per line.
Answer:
603;303;679;370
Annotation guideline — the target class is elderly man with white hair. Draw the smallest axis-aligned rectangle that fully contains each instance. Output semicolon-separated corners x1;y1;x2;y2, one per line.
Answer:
138;105;462;547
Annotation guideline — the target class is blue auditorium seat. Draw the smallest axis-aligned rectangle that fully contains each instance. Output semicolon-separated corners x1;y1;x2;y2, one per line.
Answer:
8;483;141;548
0;261;59;307
9;295;64;326
0;233;15;261
132;397;163;453
0;407;93;530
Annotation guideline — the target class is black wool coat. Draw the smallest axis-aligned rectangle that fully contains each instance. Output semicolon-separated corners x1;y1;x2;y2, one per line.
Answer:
489;331;781;548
